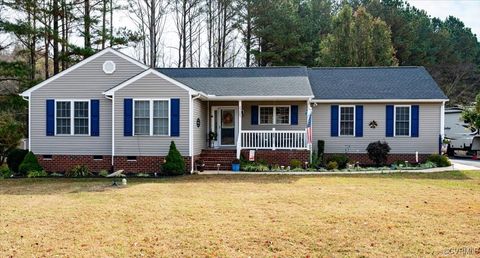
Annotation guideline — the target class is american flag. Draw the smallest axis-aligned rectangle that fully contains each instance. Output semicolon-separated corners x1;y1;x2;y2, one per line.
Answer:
306;106;313;145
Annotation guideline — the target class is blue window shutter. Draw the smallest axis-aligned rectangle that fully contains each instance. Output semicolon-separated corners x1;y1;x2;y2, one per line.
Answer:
386;105;394;137
46;99;55;136
90;99;100;136
411;105;419;137
331;105;339;137
124;98;133;136
291;105;298;125
251;105;258;125
355;105;363;137
170;98;180;137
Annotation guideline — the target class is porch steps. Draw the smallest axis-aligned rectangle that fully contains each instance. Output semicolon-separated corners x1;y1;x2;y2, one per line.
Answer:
199;149;237;170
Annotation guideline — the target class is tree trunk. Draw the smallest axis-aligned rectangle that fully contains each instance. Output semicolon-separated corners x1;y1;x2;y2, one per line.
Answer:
110;0;113;47
53;0;59;74
102;0;107;49
182;0;187;68
84;0;91;56
149;0;156;67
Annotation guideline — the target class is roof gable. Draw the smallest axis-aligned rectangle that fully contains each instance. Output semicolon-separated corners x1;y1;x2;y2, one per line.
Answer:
20;48;148;97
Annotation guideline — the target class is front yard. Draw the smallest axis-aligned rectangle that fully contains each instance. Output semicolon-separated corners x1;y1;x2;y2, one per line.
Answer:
0;171;479;256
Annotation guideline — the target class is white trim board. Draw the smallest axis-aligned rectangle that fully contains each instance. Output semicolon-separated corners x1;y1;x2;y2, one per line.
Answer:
103;69;201;96
20;48;148;97
311;99;448;103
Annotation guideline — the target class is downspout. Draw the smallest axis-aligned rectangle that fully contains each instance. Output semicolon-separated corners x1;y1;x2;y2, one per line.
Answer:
190;93;202;173
105;94;114;170
22;95;31;151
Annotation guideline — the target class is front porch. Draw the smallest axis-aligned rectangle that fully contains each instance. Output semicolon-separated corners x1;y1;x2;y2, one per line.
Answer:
197;99;311;170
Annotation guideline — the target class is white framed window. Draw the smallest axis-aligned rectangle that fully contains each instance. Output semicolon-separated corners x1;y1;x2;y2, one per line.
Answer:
394;105;410;136
55;100;90;136
339;105;355;136
259;106;290;125
133;99;170;136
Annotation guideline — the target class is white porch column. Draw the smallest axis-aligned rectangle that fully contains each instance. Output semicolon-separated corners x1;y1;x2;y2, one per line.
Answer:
236;100;242;158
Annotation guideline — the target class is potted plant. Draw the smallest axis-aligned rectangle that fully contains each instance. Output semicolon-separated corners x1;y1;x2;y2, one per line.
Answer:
195;159;205;172
208;131;217;148
231;158;240;172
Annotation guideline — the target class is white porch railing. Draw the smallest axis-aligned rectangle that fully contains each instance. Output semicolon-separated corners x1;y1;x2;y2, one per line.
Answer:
239;129;308;150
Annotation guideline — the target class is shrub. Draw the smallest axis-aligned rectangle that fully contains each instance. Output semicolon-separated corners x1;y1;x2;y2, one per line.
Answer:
326;155;349;169
326;161;338;170
317;140;325;161
162;141;185;175
27;170;48;178
290;159;302;169
366;141;391;166
0;166;12;178
66;165;91;177
50;173;64;177
18;151;43;175
7;149;28;173
426;154;451;167
291;167;305;172
98;170;109;177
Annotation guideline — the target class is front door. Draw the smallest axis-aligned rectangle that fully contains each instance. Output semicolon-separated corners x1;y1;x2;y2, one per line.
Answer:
212;107;238;147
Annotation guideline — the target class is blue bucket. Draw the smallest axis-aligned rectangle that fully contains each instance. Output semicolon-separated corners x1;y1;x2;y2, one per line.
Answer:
232;163;240;172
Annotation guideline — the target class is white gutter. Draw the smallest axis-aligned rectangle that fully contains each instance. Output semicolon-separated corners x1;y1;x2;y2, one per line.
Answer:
311;99;449;103
205;95;314;101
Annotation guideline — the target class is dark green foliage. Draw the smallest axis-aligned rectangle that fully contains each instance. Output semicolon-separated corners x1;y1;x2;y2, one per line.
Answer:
162;141;186;176
7;149;28;173
426;154;451;167
0;166;12;178
326;161;338;170
462;93;480;132
66;165;92;177
317;140;325;163
290;159;302;169
27;170;48;178
366;141;391;166
0;112;24;166
326;155;349;169
18;151;42;175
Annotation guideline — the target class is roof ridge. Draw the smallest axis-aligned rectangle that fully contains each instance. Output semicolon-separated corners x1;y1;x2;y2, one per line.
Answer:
156;66;307;69
308;66;423;70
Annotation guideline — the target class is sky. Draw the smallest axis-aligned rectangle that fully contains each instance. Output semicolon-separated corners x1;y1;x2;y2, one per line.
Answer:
406;0;480;39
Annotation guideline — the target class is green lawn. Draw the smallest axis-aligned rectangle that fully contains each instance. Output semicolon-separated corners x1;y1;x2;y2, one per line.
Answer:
0;171;479;256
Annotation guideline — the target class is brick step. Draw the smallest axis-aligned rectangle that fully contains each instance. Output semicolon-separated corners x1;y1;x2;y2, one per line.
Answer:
200;157;236;161
200;150;236;154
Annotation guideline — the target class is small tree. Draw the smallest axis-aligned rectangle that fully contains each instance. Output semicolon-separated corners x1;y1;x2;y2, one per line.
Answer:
462;93;480;133
366;141;391;166
18;151;43;175
0;112;24;165
162;141;185;175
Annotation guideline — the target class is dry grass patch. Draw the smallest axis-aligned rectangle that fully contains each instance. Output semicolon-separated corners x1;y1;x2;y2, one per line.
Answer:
0;171;479;257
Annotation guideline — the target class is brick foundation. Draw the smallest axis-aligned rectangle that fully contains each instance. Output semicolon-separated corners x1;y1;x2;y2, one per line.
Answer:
324;153;430;165
37;155;192;174
240;149;309;166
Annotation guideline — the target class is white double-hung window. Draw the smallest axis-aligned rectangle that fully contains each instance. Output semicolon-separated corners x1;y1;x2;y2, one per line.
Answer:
259;106;290;125
134;99;169;136
55;100;89;135
395;105;410;136
339;106;355;136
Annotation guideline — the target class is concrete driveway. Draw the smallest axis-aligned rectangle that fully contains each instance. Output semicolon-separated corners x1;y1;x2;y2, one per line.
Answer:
450;157;480;170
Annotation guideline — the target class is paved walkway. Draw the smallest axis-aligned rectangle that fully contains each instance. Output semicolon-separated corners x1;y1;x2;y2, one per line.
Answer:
197;165;477;175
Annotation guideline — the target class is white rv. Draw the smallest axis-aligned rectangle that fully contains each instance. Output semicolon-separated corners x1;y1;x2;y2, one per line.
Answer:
444;107;476;155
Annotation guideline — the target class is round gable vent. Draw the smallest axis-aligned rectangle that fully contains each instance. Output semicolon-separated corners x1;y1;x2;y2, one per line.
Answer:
103;60;116;74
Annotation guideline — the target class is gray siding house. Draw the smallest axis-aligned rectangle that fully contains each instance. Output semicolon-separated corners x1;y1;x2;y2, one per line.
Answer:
20;48;448;173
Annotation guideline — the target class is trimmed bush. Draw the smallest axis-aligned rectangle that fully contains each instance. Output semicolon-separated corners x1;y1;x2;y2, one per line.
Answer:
162;141;185;175
18;152;43;175
426;154;451;167
66;165;91;177
326;155;349;169
366;141;391;166
0;166;12;178
326;161;338;170
98;170;109;177
27;170;48;178
290;159;302;169
7;149;29;173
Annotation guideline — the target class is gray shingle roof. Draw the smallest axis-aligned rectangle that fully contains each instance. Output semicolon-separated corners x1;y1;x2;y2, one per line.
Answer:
156;67;314;97
308;67;448;100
